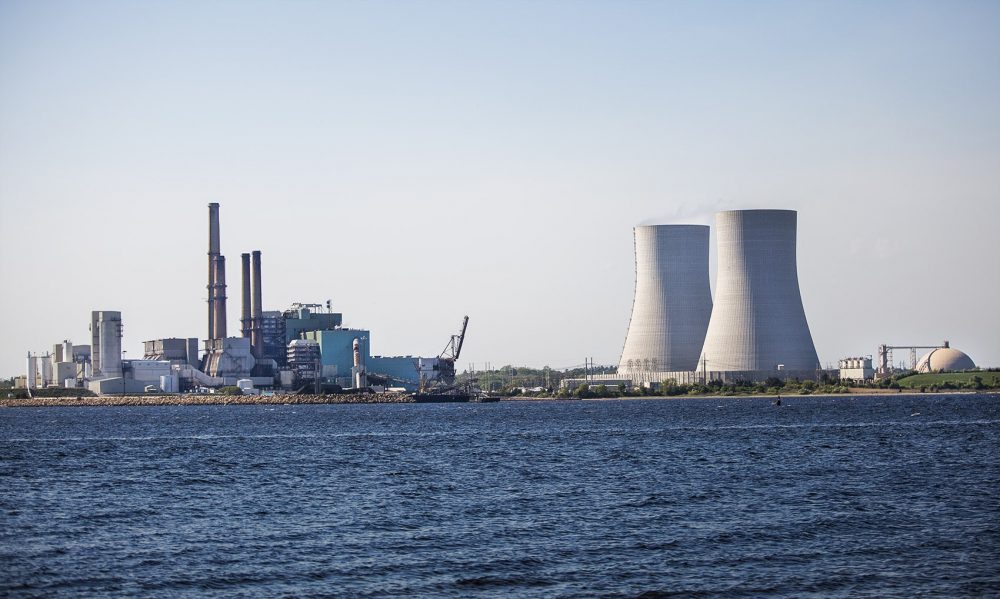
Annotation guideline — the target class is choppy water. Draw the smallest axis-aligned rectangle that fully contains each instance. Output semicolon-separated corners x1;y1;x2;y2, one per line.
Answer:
2;395;999;597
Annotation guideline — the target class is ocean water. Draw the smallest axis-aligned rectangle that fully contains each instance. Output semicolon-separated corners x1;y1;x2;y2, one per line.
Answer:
1;395;998;597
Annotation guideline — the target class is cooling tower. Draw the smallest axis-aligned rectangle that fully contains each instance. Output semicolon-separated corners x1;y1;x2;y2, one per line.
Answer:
618;225;712;374
699;209;819;373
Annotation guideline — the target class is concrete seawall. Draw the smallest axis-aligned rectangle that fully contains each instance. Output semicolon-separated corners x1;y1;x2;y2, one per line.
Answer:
0;392;414;408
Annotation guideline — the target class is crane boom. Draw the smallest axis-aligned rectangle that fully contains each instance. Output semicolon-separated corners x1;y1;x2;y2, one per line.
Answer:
454;316;469;361
431;316;470;388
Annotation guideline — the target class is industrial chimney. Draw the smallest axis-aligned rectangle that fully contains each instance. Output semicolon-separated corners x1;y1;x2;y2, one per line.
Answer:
211;255;227;340
618;225;712;375
207;203;221;340
699;209;819;373
241;252;252;340
251;250;263;359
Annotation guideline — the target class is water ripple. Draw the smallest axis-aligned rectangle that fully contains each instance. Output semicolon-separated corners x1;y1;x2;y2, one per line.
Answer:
1;394;998;597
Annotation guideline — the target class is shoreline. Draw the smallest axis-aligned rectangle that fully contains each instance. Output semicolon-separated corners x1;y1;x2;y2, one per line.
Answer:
1;389;996;408
579;390;999;401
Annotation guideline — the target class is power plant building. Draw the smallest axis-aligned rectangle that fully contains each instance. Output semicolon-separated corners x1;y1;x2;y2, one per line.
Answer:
699;209;820;376
143;338;199;366
618;225;712;377
283;306;343;350
304;328;371;385
17;201;466;396
90;311;122;379
258;311;288;364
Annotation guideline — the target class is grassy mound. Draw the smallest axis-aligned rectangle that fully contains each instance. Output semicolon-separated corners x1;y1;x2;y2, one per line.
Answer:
896;371;1000;390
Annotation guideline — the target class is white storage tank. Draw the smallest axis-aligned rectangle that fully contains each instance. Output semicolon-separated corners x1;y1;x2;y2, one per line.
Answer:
40;355;53;387
159;374;179;393
26;354;38;390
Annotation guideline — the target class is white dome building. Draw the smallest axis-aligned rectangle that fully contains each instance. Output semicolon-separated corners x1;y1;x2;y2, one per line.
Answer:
915;345;976;373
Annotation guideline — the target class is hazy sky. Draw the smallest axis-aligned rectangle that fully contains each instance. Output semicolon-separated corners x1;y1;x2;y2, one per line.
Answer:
1;0;998;377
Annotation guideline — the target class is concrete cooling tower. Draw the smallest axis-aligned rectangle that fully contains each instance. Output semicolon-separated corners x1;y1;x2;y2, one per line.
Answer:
699;209;819;374
618;225;713;375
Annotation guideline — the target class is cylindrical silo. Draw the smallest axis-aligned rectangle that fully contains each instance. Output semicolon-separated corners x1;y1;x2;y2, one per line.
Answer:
699;209;819;374
39;354;53;387
618;225;713;375
26;354;37;390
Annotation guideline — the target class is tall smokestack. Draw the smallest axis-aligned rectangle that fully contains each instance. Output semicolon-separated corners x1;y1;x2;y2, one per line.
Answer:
251;250;263;358
212;255;227;340
207;203;221;340
241;253;252;339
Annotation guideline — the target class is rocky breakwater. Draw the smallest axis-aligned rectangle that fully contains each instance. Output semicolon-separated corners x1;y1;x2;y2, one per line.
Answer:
0;392;414;408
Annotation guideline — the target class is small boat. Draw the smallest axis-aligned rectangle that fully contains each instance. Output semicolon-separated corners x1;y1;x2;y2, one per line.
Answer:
410;391;471;403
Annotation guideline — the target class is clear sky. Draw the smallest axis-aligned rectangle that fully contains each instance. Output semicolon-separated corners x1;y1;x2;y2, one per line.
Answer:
1;0;998;377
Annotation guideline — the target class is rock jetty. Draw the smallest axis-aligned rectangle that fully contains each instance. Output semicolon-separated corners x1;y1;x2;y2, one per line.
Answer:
0;392;414;409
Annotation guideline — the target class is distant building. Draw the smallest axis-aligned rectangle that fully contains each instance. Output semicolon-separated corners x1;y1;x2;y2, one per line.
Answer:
838;357;874;382
259;311;287;365
143;338;199;366
368;356;444;391
303;328;370;387
915;346;976;373
287;339;321;386
282;305;342;345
